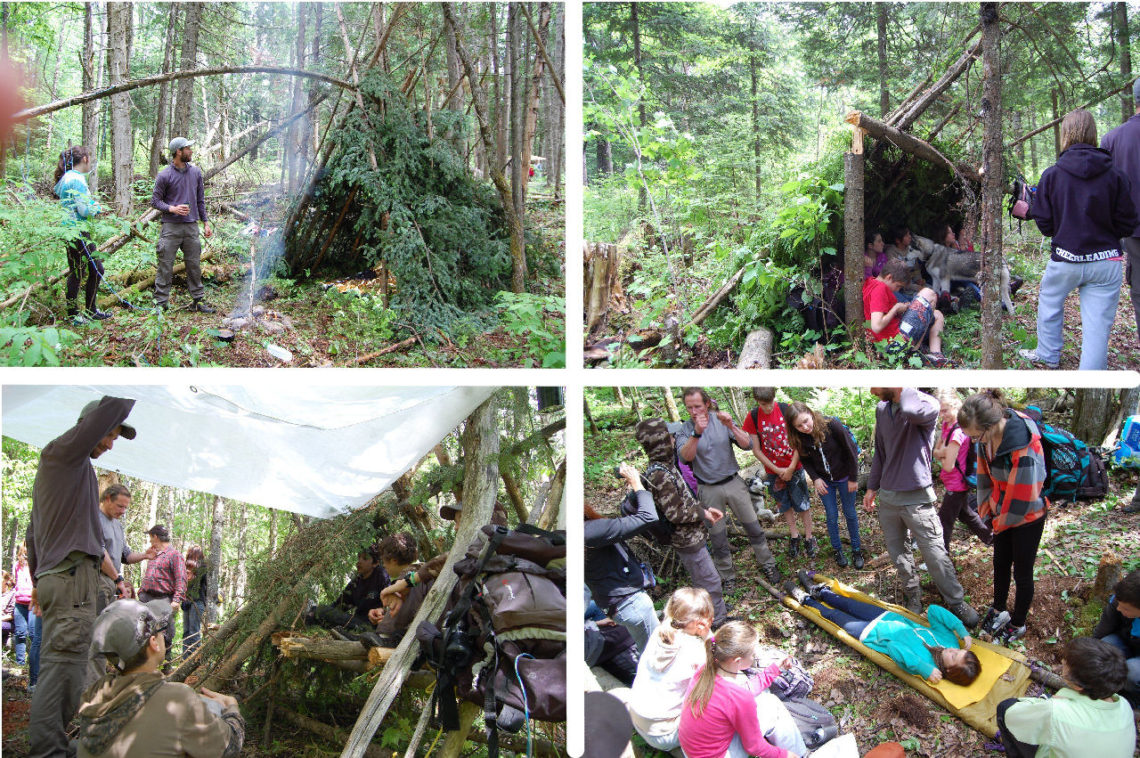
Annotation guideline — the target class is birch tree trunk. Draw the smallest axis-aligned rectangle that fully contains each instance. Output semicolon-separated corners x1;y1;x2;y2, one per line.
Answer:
149;4;178;177
172;2;203;138
661;387;681;422
207;495;225;624
979;2;1004;369
107;1;133;215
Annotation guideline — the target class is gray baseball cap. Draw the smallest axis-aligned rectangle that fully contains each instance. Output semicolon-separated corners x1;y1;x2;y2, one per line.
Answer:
168;137;195;152
90;599;172;672
78;399;136;440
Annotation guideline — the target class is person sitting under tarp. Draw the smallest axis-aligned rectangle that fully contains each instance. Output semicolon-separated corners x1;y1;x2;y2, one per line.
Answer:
784;571;980;687
305;543;389;641
366;533;429;646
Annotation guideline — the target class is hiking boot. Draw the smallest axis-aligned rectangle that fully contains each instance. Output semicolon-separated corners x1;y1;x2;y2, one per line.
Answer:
783;580;809;604
1009;275;1025;297
720;577;737;594
88;309;113;320
835;548;849;568
70;314;90;326
191;299;216;314
1018;348;1059;369
997;624;1027;645
804;537;818;558
851;550;865;570
797;569;824;599
981;607;1011;638
949;602;980;629
762;564;782;586
902;588;923;615
788;537;801;559
1122;494;1140;514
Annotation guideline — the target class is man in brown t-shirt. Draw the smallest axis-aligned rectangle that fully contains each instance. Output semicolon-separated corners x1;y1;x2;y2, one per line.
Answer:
150;137;215;313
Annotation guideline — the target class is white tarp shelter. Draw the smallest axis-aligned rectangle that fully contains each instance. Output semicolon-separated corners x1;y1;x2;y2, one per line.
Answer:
2;385;496;519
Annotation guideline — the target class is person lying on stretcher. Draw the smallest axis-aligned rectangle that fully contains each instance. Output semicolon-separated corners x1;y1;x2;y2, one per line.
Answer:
785;570;980;686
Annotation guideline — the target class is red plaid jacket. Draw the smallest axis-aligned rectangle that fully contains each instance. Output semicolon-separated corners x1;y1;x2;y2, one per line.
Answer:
977;411;1049;534
140;545;187;606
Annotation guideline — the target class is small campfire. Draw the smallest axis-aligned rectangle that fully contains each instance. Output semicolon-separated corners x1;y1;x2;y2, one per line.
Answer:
221;305;294;336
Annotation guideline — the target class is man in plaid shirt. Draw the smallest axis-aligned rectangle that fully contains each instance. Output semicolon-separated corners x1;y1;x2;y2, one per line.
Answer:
139;524;185;666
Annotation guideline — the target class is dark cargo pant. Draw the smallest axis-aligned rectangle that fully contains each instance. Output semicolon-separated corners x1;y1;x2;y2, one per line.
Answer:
28;557;99;758
85;573;118;688
154;222;204;306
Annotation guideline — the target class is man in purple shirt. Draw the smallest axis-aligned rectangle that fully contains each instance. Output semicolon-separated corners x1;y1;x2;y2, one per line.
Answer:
150;137;215;313
1102;79;1140;343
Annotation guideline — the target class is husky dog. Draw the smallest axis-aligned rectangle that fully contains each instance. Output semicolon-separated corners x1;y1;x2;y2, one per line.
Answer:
905;234;1015;313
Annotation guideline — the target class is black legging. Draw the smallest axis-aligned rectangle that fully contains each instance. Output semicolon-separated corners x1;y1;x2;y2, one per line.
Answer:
996;697;1038;757
937;489;992;552
992;517;1046;627
65;234;103;315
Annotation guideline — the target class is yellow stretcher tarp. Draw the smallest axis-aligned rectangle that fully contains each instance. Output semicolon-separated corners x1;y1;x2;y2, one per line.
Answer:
783;576;1031;737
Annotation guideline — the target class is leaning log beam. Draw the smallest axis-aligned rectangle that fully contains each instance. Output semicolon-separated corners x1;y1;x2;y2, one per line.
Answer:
690;265;747;326
846;111;982;185
279;708;389;758
14;66;354;123
891;36;982;132
1005;74;1140;150
341;397;501;758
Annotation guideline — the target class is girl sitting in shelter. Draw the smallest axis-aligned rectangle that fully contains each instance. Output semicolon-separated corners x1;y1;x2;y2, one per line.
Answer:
628;587;715;752
678;621;806;758
784;571;980;687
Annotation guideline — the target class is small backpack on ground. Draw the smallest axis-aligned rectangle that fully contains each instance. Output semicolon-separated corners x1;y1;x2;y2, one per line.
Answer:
782;696;840;750
418;524;566;757
1023;407;1108;502
1008;173;1033;228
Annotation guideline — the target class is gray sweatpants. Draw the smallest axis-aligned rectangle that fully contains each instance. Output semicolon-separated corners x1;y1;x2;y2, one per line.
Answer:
1125;236;1140;342
674;543;728;626
702;475;776;583
29;557;99;758
154;221;204;305
877;495;964;606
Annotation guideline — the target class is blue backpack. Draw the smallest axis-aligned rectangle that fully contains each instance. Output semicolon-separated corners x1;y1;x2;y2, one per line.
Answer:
1112;415;1140;469
1023;406;1108;502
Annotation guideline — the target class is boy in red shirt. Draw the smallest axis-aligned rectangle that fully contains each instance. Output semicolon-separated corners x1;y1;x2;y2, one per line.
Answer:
742;388;815;559
863;259;946;364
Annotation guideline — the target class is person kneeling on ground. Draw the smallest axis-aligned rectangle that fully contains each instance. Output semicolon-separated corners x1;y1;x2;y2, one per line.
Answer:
1092;568;1140;707
863;259;947;365
305;543;389;641
679;621;806;758
996;637;1136;758
79;599;244;758
366;533;427;646
785;571;980;687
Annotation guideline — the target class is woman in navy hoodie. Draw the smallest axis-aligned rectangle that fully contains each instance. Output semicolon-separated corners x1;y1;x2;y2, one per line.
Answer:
1019;109;1138;370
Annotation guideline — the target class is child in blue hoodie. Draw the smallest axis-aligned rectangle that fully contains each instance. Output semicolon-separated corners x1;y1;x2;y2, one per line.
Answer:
1019;108;1139;370
53;146;110;324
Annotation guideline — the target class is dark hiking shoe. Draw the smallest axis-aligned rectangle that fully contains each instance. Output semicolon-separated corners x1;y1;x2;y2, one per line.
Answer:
851;550;865;570
804;537;818;558
88;309;113;320
788;537;801;559
1122;495;1140;514
762;564;783;586
950;602;980;629
835;548;849;568
797;569;824;599
903;588;924;615
997;624;1027;645
192;299;216;314
981;607;1011;638
783;580;808;603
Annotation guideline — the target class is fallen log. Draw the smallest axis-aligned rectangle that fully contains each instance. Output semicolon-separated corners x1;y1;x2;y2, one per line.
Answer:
96;249;218;309
278;708;390;758
736;327;773;370
273;634;369;661
846;111;983;185
891;35;982;132
348;336;418;365
15;66;353;124
690;264;746;326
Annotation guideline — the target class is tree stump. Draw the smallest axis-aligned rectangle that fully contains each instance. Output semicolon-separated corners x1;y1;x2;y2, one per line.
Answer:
585;242;622;335
1093;551;1122;602
737;328;773;369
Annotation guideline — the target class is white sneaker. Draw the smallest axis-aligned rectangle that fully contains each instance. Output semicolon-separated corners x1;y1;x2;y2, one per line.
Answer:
1018;348;1059;369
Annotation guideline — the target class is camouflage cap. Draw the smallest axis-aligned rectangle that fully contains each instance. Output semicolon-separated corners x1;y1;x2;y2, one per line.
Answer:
90;599;173;672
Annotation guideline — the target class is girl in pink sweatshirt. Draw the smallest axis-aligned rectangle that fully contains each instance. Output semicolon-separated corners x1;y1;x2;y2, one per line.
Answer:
679;622;804;758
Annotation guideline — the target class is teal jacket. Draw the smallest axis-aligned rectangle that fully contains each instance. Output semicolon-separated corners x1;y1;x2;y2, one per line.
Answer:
53;170;102;226
860;604;968;680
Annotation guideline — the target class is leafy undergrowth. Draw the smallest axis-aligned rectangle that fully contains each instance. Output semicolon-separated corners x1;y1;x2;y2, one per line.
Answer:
585;406;1140;757
2;192;564;368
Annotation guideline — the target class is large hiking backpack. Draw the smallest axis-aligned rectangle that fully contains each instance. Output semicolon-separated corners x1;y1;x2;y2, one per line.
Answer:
1023;407;1108;501
418;525;566;757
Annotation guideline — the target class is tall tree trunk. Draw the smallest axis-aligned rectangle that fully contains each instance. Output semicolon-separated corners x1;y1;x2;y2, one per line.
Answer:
1050;88;1060;157
545;4;564;195
661;387;680;422
595;133;613;175
1117;3;1133;124
267;511;277;557
631;2;647;212
492;3;506;171
107;1;133;215
444;3;527;293
509;4;525;218
149;4;178;176
173;2;203;138
520;3;551;197
844;129;866;350
82;2;103;193
749;21;761;198
44;23;65;153
979;2;1004;369
877;4;890;117
235;501;248;606
287;3;309;194
1071;388;1118;445
207;495;225;624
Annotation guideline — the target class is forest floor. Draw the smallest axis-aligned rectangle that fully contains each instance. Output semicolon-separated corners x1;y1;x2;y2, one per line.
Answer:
585;404;1140;758
9;183;565;368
